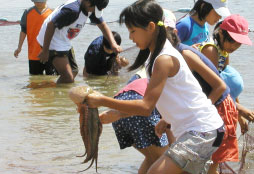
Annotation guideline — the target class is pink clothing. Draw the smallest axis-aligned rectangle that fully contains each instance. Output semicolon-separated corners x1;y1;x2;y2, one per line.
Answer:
115;78;148;97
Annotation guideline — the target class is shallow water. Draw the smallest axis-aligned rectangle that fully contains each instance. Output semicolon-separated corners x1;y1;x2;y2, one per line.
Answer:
0;0;253;173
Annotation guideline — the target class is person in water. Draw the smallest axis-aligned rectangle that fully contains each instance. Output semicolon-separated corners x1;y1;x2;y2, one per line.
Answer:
14;0;55;75
164;11;249;174
176;0;230;45
84;1;224;173
83;31;129;76
199;14;254;123
99;71;169;174
37;0;122;83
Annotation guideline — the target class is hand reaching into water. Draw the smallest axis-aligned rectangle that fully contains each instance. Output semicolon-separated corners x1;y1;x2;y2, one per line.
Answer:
238;116;248;134
237;103;254;122
116;55;129;67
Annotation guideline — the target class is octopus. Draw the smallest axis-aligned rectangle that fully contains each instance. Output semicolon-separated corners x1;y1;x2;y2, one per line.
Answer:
69;86;102;172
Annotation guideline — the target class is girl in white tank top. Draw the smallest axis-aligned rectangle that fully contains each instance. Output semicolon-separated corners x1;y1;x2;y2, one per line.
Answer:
85;1;224;173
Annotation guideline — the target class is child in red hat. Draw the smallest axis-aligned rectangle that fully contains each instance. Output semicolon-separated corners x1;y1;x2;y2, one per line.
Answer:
199;14;253;174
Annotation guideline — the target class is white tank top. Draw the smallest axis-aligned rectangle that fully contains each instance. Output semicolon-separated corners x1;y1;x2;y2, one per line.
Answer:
149;40;223;138
37;0;89;51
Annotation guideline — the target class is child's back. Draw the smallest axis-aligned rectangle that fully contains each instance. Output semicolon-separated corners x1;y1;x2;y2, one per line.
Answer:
22;5;52;61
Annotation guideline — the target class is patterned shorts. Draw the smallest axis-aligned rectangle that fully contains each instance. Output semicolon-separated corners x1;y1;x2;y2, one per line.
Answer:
112;91;168;149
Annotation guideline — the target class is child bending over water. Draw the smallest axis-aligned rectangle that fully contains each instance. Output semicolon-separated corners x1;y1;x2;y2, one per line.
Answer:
85;1;224;173
199;14;253;173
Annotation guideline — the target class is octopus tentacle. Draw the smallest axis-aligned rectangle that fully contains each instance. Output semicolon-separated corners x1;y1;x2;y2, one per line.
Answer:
69;86;103;172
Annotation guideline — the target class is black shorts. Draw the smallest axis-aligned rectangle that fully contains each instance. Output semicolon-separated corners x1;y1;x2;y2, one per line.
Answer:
29;60;56;75
49;47;78;73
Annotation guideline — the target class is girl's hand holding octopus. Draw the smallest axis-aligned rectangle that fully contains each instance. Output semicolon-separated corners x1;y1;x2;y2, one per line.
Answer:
86;91;104;108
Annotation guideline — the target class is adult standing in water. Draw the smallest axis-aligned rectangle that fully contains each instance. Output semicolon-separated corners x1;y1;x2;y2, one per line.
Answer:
37;0;122;83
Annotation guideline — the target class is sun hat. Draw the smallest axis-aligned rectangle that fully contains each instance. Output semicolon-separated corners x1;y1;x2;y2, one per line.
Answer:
220;14;252;45
31;0;47;2
163;9;176;29
93;0;109;18
203;0;230;17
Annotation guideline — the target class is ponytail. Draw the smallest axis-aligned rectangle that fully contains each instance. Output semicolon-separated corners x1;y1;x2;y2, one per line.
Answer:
147;25;166;77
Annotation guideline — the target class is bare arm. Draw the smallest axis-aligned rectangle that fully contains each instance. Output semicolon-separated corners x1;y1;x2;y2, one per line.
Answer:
86;55;178;116
182;50;226;104
236;102;254;122
14;31;26;58
97;21;122;54
38;21;56;63
201;45;219;69
99;109;132;124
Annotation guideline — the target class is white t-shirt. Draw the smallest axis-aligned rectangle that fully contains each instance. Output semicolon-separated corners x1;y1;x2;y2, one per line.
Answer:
37;0;89;51
149;40;223;139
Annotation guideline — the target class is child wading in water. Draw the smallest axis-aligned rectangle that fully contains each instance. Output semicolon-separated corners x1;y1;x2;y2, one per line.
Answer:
199;14;253;173
14;0;54;75
176;0;230;46
84;1;225;173
37;0;122;83
100;74;169;174
164;12;249;174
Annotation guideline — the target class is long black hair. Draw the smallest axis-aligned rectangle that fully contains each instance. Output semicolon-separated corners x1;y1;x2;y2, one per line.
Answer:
119;0;167;77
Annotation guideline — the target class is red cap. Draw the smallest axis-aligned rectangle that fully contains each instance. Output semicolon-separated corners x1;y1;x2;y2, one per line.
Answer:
220;14;252;45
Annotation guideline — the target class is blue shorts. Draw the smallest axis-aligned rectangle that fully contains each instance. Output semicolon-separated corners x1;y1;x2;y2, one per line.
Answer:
112;91;168;149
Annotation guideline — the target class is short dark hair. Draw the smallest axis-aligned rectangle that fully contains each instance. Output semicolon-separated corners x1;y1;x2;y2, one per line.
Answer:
190;0;213;21
89;0;109;10
213;21;236;50
103;31;121;49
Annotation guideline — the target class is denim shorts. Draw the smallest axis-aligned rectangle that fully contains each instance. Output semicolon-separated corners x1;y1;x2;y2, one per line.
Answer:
165;126;224;174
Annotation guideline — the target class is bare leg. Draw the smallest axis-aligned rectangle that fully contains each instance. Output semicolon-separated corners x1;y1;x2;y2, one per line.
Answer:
208;162;219;174
53;56;74;83
83;66;89;77
147;154;183;174
73;70;78;78
135;145;168;174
